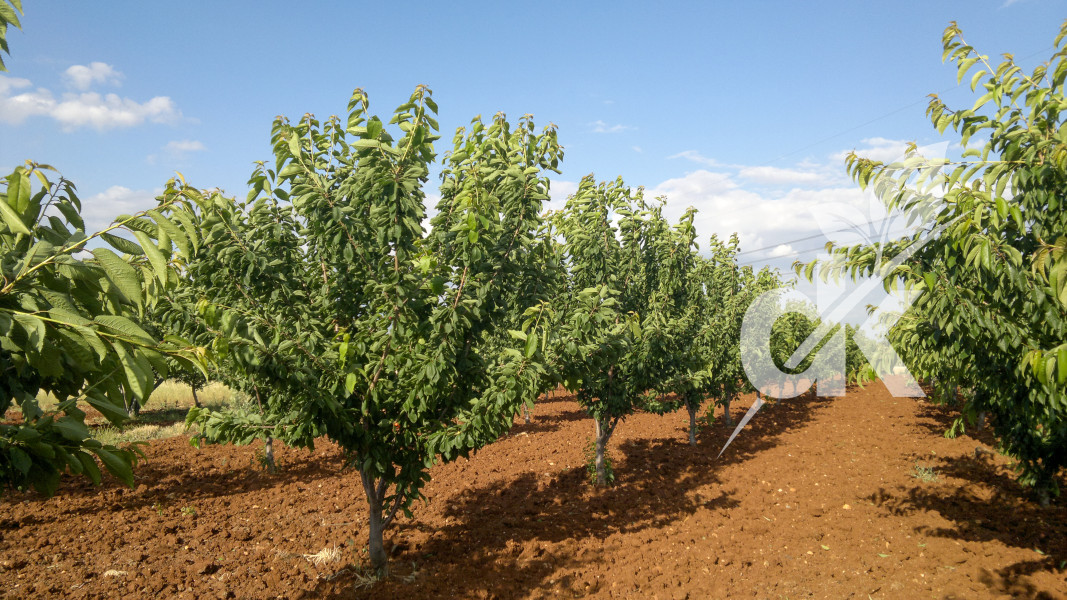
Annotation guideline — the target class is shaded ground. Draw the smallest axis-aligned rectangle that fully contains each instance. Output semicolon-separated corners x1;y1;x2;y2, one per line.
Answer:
1;381;1065;599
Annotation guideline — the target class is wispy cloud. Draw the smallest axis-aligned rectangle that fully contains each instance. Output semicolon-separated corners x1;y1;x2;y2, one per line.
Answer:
738;165;826;185
148;139;206;165
164;139;206;155
667;150;726;167
589;119;631;134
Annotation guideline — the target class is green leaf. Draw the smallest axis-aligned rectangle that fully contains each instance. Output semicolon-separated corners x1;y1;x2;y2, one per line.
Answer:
351;139;382;150
131;230;169;285
92;447;135;488
288;132;301;157
524;333;538;358
52;416;91;442
75;451;102;485
367;119;383;139
100;232;144;255
91;248;142;307
0;191;30;234
112;341;153;400
94;315;155;345
9;447;31;475
85;395;130;425
146;210;191;258
13;313;45;352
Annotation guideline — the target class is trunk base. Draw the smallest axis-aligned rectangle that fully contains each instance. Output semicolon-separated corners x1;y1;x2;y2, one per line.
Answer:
591;418;615;486
686;403;698;446
262;437;276;473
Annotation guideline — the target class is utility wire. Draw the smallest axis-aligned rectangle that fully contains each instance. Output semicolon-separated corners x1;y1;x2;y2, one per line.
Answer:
735;214;898;258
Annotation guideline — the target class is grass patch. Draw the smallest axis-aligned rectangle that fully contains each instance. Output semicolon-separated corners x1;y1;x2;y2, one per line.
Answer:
93;422;190;445
911;462;939;483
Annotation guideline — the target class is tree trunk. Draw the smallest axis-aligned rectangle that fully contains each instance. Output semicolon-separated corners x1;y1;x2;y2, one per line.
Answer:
721;396;733;427
522;404;532;424
366;498;388;575
593;417;614;486
975;411;987;432
359;468;401;577
190;385;203;409
686;399;699;446
263;436;276;473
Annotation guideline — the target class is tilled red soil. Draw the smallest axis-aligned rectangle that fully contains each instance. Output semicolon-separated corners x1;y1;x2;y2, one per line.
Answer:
2;381;1065;599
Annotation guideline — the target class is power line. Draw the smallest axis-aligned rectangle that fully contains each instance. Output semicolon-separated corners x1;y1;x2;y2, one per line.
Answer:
734;214;896;258
738;245;825;268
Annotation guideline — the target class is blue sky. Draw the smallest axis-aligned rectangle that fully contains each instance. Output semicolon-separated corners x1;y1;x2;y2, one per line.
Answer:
1;1;1064;278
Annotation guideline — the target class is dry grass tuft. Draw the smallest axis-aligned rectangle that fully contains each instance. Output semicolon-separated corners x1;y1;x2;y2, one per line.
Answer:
303;546;343;566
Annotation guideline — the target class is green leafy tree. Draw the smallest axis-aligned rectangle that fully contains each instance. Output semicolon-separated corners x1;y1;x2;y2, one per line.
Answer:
656;235;779;443
171;87;567;574
1;164;202;496
550;176;699;483
769;303;824;396
843;324;875;386
802;21;1067;503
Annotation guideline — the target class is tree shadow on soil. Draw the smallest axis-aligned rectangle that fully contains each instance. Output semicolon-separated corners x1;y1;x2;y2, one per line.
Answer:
317;390;830;599
910;399;999;447
506;407;590;436
865;402;1067;599
535;389;578;405
4;441;346;516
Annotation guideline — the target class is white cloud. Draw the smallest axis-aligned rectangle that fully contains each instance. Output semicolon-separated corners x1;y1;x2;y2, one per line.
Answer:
0;72;182;131
148;139;206;165
589;120;631;134
422;192;442;231
546;179;579;211
63;62;123;91
667;149;725;167
164;139;206;154
647;168;867;259
768;244;794;258
632;145;642;153
0;75;54;124
738;165;826;185
81;186;160;233
52;93;181;131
